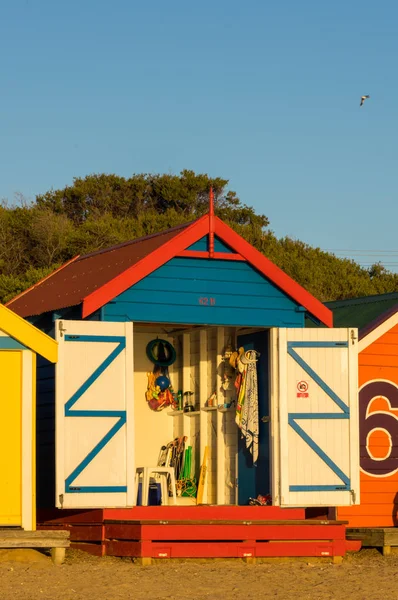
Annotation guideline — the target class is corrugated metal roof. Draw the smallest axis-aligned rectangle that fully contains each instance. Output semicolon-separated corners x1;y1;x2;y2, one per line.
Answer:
7;222;192;318
326;292;398;331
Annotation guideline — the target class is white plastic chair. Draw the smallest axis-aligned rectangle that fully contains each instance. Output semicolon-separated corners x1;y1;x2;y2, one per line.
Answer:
135;466;177;506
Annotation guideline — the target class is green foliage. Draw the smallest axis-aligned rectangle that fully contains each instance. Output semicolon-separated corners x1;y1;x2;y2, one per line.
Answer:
1;171;397;305
36;170;268;228
0;266;57;304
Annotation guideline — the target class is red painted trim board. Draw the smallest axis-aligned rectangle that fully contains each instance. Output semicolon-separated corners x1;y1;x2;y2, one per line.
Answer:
82;215;209;318
105;540;346;558
214;217;333;328
37;505;307;524
104;523;345;541
68;525;104;542
209;187;215;258
102;505;307;521
345;540;362;552
177;250;245;261
37;508;105;525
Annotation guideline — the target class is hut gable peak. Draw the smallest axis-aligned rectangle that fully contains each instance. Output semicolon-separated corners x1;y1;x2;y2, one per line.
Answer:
6;213;332;327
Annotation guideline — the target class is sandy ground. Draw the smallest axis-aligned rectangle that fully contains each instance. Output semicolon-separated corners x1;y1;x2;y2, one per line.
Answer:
0;548;397;600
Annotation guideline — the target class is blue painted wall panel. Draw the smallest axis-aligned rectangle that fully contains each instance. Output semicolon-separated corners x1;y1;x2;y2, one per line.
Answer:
187;236;208;251
109;289;296;311
103;257;304;328
36;355;56;508
118;277;286;299
0;336;27;350
105;304;302;327
187;235;234;253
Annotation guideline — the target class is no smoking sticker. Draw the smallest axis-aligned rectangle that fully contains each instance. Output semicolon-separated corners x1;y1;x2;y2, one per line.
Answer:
297;380;309;398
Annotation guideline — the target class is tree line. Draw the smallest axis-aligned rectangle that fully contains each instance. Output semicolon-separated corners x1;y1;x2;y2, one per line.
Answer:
0;170;396;305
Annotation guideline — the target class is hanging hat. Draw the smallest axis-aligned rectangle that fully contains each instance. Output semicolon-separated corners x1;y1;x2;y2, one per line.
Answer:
229;351;239;369
229;347;245;370
240;350;259;365
146;338;176;367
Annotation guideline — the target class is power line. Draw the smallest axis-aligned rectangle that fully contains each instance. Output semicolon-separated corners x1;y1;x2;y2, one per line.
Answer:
326;249;398;254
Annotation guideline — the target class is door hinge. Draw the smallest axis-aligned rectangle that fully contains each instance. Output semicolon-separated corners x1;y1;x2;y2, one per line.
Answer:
58;320;67;338
350;489;356;504
59;494;64;509
261;416;270;423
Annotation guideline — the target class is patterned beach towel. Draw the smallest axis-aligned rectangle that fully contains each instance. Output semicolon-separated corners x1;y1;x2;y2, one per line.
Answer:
240;351;259;465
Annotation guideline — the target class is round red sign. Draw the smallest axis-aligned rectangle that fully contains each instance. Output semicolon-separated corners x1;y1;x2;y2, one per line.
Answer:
297;380;309;393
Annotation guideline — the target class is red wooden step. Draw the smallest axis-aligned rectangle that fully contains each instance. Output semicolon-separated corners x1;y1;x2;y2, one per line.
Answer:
105;522;346;542
106;539;347;558
38;505;307;525
345;539;362;552
103;506;307;521
71;542;105;557
38;524;104;542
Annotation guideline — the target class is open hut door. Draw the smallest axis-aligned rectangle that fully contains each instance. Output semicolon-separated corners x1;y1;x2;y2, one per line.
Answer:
55;320;134;508
270;328;359;508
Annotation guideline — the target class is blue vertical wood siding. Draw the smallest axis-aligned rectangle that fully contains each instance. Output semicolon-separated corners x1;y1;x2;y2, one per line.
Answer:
103;257;304;327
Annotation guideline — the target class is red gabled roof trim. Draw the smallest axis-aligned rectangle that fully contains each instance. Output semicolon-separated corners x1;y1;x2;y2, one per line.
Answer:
82;215;209;318
214;217;333;327
82;213;332;327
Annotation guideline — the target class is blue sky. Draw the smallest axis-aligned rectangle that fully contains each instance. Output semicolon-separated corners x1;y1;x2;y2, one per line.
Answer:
1;0;397;270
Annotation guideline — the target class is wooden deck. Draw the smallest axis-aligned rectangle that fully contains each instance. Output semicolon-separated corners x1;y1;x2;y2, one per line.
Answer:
347;528;398;556
37;506;358;561
38;505;307;524
0;529;70;565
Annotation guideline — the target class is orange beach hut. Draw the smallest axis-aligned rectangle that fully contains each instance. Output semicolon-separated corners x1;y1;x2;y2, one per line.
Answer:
327;293;398;527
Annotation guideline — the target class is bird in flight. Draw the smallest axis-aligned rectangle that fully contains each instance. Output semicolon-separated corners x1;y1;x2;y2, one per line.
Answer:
360;95;370;107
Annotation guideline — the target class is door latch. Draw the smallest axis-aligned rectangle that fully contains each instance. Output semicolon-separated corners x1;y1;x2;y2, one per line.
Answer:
261;416;270;423
350;489;356;504
350;330;357;345
58;320;67;338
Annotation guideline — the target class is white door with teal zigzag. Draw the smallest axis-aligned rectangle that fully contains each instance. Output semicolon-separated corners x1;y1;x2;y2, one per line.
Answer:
270;327;359;507
55;320;134;508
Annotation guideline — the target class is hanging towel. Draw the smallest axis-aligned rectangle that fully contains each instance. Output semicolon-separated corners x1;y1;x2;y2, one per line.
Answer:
235;367;247;428
240;350;259;465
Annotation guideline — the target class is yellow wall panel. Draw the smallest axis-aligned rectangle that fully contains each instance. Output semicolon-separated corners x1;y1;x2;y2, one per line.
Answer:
0;351;22;525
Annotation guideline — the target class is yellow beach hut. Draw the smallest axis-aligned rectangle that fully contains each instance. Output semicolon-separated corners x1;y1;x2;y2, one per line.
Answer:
0;304;57;531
